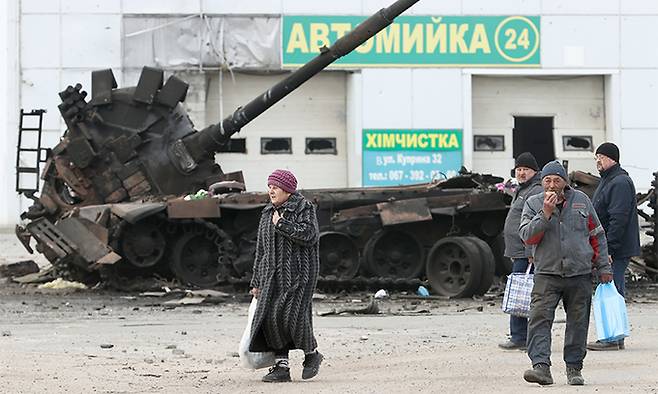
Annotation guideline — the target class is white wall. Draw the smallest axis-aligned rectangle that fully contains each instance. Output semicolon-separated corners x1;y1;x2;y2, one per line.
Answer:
346;71;363;187
1;1;21;227
618;14;658;190
361;68;463;130
4;0;658;228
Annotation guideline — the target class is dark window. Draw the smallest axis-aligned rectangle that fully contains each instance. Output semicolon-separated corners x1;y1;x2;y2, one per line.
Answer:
216;138;246;153
513;116;555;169
474;135;505;151
305;137;337;154
563;136;593;151
261;137;292;154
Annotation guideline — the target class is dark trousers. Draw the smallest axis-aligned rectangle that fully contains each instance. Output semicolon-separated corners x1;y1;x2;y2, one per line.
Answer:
509;258;533;344
527;274;592;369
611;257;630;297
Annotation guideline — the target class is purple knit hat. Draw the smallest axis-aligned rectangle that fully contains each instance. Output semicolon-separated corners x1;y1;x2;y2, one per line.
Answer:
267;169;297;193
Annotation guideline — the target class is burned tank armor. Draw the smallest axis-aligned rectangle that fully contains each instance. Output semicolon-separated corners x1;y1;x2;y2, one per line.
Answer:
16;0;537;297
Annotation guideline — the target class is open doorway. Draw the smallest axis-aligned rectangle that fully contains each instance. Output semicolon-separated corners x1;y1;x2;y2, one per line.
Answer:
513;116;555;169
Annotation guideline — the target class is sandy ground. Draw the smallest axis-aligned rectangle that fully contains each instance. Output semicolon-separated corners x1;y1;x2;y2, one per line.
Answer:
1;231;658;393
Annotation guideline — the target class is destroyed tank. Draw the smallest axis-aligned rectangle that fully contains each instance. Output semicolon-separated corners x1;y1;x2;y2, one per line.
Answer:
16;0;513;298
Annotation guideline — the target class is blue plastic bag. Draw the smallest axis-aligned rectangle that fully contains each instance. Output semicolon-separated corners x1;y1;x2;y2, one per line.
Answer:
417;286;429;297
592;282;630;342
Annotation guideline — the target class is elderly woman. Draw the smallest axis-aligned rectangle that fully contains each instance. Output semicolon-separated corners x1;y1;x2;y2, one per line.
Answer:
248;169;323;382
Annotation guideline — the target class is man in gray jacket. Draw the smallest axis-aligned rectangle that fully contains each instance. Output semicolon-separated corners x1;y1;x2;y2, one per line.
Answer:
499;152;543;350
519;161;612;386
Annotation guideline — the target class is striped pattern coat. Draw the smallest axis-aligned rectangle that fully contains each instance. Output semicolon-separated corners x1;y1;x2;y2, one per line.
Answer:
249;192;320;353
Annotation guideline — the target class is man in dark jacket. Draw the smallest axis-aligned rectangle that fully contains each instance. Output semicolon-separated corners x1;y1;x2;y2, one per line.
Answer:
520;161;612;386
587;142;641;351
499;152;543;350
249;169;323;382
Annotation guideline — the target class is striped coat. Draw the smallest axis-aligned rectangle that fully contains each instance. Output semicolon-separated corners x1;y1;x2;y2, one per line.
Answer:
249;192;320;353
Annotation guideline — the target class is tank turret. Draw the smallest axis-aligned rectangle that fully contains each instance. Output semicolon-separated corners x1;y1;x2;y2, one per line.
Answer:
25;0;419;222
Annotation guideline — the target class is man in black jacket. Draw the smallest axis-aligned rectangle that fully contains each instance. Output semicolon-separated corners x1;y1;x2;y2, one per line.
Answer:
499;152;543;350
587;142;641;351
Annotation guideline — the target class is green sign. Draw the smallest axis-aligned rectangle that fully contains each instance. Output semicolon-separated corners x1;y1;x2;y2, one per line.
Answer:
363;129;462;151
282;15;540;67
362;129;463;186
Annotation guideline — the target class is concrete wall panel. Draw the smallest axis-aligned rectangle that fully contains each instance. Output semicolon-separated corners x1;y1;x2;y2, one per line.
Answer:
202;0;282;14
362;69;412;129
122;0;201;14
21;69;61;131
621;0;658;15
61;15;121;68
21;0;60;13
621;129;658;191
621;17;658;68
62;0;121;14
411;69;463;129
462;0;541;15
541;0;619;15
282;0;361;15
21;15;60;68
620;70;658;128
541;16;620;68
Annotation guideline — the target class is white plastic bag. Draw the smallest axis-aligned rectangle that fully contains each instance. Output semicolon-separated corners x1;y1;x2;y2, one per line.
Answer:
239;297;275;369
593;282;630;342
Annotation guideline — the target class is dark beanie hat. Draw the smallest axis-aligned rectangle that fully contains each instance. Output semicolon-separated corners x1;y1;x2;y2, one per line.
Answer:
541;160;568;181
515;152;539;171
595;142;619;162
267;169;297;193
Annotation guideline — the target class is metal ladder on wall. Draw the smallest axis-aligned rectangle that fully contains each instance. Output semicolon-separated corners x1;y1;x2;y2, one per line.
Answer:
15;109;47;198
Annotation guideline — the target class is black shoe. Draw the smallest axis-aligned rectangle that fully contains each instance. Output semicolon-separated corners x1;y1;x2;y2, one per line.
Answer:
566;367;584;385
498;340;527;350
262;363;291;383
587;339;625;351
523;363;554;385
302;351;324;380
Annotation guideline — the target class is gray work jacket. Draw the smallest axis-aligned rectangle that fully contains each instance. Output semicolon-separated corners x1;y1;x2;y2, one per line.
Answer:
519;187;611;277
503;173;543;258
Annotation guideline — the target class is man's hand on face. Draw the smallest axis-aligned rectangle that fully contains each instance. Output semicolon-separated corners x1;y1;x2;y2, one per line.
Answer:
543;191;558;219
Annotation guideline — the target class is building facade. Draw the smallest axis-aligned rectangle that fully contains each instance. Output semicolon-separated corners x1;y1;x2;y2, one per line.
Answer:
2;0;658;226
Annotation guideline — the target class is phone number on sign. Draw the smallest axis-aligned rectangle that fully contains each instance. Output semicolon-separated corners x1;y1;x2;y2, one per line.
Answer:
367;169;449;182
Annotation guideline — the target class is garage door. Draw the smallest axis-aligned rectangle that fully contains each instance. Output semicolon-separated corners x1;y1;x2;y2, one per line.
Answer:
472;75;605;178
206;71;347;191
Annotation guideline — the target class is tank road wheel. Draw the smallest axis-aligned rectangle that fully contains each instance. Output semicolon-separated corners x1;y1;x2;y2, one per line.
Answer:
364;230;425;279
169;222;236;288
119;221;167;268
462;236;496;296
319;232;360;279
426;237;483;298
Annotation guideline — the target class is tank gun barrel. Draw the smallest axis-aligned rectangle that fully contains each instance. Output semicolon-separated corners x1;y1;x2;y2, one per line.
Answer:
175;0;419;171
